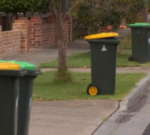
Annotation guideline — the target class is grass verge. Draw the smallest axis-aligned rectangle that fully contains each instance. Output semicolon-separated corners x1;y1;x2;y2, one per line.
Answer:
119;35;132;50
39;51;150;68
33;71;146;101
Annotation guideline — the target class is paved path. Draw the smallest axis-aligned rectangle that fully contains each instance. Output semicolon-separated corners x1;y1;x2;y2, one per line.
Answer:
94;86;150;135
41;66;150;74
4;43;90;65
4;49;89;66
29;100;118;135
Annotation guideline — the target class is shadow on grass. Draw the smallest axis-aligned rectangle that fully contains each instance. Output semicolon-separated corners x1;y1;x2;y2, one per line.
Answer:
40;51;150;68
33;71;146;101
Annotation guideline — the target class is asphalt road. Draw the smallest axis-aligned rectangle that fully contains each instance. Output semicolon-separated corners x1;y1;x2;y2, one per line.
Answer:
143;123;150;135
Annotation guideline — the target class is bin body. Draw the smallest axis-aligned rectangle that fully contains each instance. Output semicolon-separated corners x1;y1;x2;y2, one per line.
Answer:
88;38;120;95
127;23;150;63
0;69;26;135
17;69;42;135
0;60;42;135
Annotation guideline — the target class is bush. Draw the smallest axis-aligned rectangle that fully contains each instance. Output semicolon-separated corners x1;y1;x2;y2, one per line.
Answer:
0;0;49;13
69;0;146;34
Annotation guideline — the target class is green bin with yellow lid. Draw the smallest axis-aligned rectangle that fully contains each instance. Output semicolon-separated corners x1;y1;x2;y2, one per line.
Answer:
0;60;42;135
0;62;27;135
84;32;120;95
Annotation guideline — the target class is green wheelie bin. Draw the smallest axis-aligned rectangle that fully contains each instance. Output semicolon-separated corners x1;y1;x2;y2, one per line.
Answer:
0;63;27;135
127;23;150;63
84;33;120;95
0;60;42;135
16;61;42;135
15;62;42;135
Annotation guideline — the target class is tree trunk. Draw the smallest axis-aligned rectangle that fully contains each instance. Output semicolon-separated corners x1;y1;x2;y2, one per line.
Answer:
56;11;68;74
141;2;148;22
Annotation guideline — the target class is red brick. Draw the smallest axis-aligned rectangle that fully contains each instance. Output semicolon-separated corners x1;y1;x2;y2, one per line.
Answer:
18;17;28;20
31;16;41;20
0;15;72;56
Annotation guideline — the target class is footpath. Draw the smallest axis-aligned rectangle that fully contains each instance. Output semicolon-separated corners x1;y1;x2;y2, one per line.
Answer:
94;86;150;135
41;66;150;74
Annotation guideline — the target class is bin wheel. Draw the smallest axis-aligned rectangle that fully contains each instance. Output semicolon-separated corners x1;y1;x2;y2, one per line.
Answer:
128;56;137;62
87;84;100;96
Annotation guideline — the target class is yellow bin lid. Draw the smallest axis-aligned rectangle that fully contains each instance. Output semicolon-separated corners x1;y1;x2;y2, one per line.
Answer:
0;63;21;70
84;32;119;40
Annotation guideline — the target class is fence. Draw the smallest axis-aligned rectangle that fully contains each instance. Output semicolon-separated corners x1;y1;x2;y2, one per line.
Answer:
0;15;72;58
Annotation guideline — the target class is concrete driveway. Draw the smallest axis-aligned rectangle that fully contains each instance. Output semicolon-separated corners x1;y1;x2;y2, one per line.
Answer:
29;100;118;135
4;43;90;66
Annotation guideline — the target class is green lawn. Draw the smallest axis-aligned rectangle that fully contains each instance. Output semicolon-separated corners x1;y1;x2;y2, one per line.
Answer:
33;71;146;101
40;36;144;68
39;51;150;68
119;35;132;50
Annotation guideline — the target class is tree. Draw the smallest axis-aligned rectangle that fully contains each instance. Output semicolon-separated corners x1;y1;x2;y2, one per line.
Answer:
141;0;149;22
0;0;49;29
49;0;70;76
0;0;49;14
0;0;71;78
69;0;146;35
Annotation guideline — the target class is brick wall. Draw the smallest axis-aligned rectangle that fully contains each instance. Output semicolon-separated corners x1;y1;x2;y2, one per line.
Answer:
55;15;72;44
29;16;56;48
0;15;72;58
64;15;72;42
13;18;29;53
0;27;2;58
0;26;21;58
29;15;72;48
